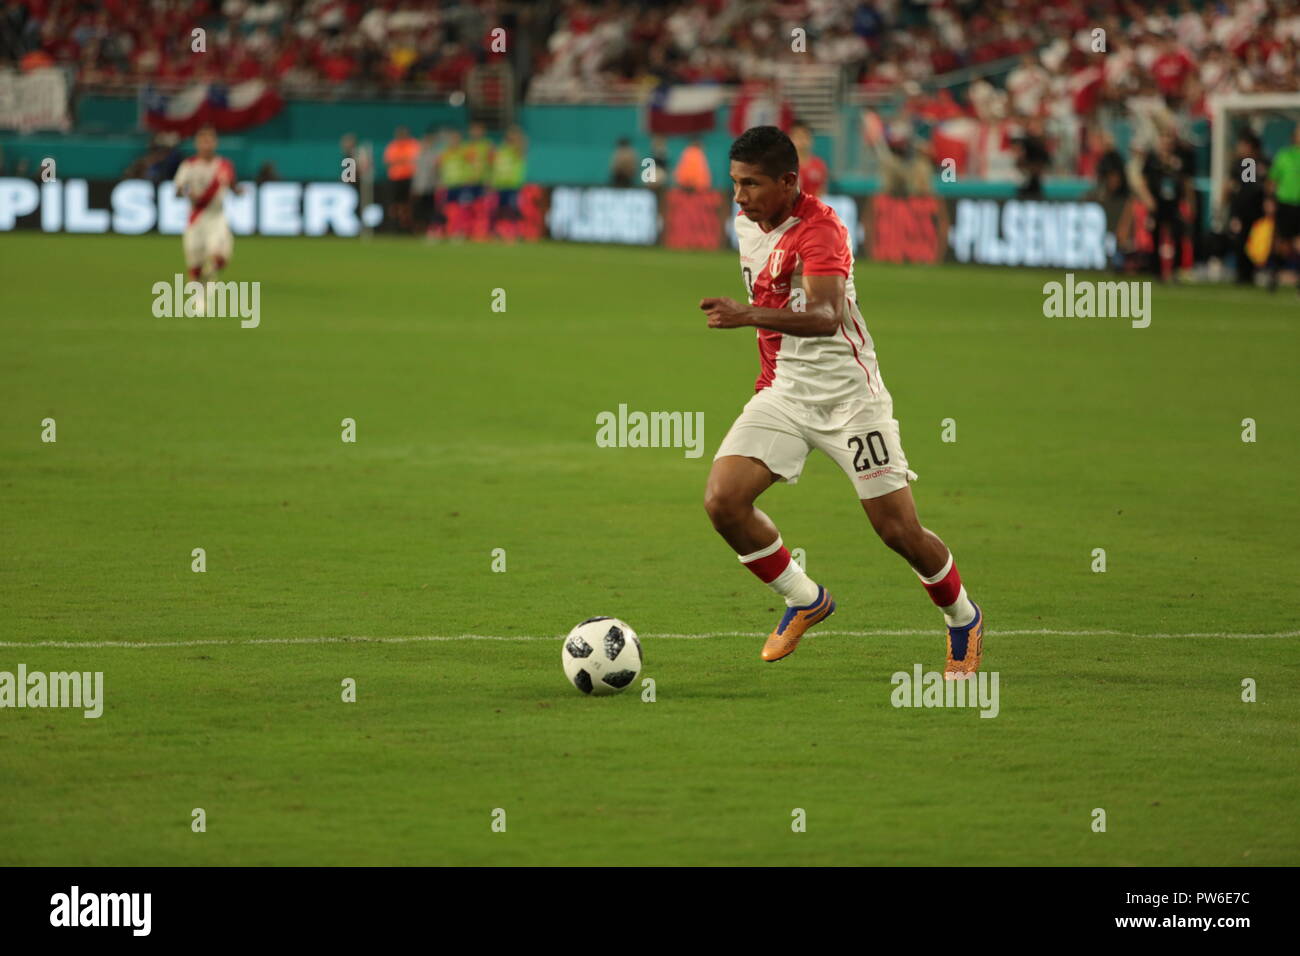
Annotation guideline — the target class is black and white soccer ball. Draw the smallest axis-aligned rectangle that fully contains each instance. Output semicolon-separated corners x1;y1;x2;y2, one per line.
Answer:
562;616;642;696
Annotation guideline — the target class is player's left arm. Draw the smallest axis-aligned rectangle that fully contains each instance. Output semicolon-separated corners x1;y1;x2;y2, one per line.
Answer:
700;273;844;337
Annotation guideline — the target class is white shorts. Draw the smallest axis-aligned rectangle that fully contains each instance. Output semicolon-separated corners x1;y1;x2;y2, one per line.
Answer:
183;215;233;269
714;388;918;500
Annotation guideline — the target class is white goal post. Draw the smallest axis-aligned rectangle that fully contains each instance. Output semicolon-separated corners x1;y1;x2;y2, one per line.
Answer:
358;141;375;240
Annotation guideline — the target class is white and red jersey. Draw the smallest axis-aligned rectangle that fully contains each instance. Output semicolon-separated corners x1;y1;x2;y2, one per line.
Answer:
174;155;236;226
736;191;884;405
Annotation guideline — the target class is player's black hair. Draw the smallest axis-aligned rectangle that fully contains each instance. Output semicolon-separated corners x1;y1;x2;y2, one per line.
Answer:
729;126;799;181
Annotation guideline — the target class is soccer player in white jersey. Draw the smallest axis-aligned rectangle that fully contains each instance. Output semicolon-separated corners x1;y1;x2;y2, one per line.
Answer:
173;125;241;310
700;126;984;678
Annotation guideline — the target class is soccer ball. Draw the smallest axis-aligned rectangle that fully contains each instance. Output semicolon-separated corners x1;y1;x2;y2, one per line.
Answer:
562;616;642;696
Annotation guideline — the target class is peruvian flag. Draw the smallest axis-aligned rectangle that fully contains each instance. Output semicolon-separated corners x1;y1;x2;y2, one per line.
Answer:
144;80;283;136
924;117;1019;180
646;84;723;135
930;117;977;175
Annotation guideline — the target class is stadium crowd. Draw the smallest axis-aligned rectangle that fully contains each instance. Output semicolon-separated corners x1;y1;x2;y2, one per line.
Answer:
532;0;1300;107
0;0;514;90
1;0;1297;103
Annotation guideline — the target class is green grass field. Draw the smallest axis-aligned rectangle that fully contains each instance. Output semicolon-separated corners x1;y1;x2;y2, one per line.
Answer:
1;234;1297;866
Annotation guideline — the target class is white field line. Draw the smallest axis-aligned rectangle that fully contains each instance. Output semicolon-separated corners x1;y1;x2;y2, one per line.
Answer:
0;628;1296;649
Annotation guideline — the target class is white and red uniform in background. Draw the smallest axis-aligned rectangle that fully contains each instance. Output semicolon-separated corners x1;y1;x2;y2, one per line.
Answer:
799;154;829;197
174;155;235;275
714;191;918;500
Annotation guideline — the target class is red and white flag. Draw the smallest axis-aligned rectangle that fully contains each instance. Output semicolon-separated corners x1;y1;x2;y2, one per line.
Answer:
647;85;723;135
144;80;283;136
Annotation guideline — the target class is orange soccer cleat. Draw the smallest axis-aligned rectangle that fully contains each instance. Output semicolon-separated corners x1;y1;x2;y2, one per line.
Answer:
944;603;984;680
761;586;836;662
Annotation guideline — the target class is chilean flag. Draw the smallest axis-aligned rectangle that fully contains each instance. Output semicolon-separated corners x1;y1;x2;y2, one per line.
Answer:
646;84;723;135
144;80;283;136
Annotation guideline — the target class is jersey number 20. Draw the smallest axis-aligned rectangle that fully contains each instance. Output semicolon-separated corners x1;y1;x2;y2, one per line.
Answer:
849;432;889;472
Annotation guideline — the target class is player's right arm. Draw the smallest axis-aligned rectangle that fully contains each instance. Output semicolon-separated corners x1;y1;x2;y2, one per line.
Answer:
703;213;853;336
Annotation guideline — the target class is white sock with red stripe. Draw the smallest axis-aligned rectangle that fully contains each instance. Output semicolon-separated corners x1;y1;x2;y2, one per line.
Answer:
917;552;976;628
737;536;821;607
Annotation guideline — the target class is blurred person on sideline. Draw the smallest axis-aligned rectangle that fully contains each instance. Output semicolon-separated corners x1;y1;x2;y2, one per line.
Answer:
438;129;470;239
1209;131;1265;284
459;121;495;240
412;128;444;237
674;137;712;191
383;126;420;232
1129;126;1196;282
489;125;528;240
1264;124;1300;293
610;137;638;186
1013;116;1050;198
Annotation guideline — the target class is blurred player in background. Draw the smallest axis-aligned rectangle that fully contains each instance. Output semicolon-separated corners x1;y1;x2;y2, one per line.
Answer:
460;121;494;239
173;125;242;312
701;126;983;678
489;125;527;240
790;121;827;197
437;128;466;239
1265;124;1300;294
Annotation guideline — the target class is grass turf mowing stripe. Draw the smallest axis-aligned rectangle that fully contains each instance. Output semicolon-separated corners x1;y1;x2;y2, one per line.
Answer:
1;629;1295;648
